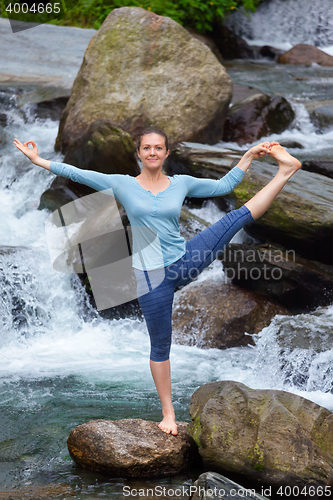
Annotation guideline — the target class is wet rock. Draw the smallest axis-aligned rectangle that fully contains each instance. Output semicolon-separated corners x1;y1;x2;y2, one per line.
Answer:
219;243;333;312
34;96;69;121
0;484;74;499
279;140;304;149
231;84;264;105
187;380;333;488
222;93;295;145
56;7;232;152
0;112;7;126
310;105;333;132
67;419;198;477
259;45;284;61
172;279;288;349
39;120;139;211
302;159;333;179
165;143;333;265
191;471;268;500
211;24;255;60
279;43;333;67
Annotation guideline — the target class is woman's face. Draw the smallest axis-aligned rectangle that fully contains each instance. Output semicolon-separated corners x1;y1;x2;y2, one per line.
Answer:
137;133;169;170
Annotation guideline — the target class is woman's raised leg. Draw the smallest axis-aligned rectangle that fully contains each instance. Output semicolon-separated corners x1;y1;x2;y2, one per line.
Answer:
245;144;301;219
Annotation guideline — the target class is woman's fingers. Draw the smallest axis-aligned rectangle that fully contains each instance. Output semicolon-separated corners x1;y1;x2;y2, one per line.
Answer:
13;138;38;159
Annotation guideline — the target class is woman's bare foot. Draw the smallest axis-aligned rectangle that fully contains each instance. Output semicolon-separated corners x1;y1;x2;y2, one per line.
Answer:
158;409;178;435
268;143;302;178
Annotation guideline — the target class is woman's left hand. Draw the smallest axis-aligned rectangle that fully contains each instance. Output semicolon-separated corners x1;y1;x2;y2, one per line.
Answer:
248;142;274;159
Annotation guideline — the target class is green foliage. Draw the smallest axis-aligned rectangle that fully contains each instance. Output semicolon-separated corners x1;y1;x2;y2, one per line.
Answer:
0;0;264;32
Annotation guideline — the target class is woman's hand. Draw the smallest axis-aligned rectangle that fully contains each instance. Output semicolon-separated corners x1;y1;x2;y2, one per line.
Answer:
13;138;51;170
248;142;273;159
237;141;279;172
13;138;39;163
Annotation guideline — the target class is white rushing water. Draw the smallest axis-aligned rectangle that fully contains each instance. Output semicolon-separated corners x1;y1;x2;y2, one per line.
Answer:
1;98;333;414
226;0;333;52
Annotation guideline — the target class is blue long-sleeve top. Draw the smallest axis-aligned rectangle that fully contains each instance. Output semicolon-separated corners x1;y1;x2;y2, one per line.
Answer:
50;161;245;270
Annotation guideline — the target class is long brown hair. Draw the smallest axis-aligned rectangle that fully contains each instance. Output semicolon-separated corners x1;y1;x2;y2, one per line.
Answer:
136;128;169;151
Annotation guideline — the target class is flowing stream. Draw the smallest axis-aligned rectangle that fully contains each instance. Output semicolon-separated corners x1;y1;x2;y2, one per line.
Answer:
1;6;333;499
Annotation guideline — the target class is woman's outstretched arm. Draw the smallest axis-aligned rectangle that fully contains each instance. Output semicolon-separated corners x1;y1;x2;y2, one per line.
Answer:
184;141;275;199
13;138;125;195
13;139;51;170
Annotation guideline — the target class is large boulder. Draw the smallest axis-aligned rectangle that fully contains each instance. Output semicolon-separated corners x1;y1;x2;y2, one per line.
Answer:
172;279;288;349
220;243;333;311
222;93;295;145
165;144;333;265
55;7;233;152
67;419;198;477
187;380;333;488
279;43;333;66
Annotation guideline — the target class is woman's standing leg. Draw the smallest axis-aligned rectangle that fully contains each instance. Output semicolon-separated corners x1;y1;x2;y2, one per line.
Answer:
149;359;176;434
134;266;179;435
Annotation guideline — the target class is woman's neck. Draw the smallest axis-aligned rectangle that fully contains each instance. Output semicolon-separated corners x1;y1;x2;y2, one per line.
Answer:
138;167;166;182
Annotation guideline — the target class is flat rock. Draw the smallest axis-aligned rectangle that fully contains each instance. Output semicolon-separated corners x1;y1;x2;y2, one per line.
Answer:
187;380;333;488
67;418;198;477
0;18;95;88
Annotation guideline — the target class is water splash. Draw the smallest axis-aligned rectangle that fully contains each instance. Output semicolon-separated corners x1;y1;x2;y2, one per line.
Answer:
252;306;333;396
226;0;333;50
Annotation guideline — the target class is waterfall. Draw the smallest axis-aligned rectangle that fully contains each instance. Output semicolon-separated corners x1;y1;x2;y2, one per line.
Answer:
226;0;333;51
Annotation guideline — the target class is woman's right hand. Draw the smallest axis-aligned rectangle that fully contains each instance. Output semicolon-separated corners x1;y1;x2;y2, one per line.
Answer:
13;138;39;163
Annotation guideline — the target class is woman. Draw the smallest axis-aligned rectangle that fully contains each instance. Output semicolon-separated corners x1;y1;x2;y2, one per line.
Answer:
13;129;301;436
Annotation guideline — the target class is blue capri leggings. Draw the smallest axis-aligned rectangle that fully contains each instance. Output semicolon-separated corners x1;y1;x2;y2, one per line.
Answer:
134;205;254;362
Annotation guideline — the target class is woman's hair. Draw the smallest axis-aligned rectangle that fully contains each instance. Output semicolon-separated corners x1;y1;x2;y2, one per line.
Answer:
136;128;169;151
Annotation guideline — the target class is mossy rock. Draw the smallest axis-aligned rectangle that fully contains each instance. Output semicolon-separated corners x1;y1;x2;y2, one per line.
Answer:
187;381;333;488
55;7;232;152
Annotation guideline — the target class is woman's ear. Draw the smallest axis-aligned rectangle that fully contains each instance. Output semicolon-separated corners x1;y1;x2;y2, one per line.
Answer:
166;149;170;158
